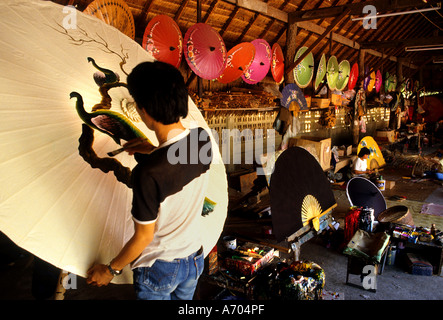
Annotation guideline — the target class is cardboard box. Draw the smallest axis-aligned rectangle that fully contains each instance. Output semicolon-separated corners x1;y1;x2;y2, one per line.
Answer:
385;180;395;190
376;130;396;143
311;98;330;109
331;94;342;106
337;145;352;157
289;137;331;171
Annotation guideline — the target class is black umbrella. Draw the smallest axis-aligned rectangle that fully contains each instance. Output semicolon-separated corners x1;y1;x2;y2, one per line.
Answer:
270;147;337;242
346;177;387;218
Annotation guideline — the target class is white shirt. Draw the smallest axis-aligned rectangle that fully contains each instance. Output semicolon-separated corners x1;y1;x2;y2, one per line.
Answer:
353;157;367;173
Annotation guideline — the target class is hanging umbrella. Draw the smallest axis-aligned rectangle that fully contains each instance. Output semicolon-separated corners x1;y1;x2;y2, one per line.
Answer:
183;23;227;80
142;15;183;69
0;0;227;284
218;42;255;84
389;75;397;92
314;54;327;91
367;71;376;92
384;72;391;92
271;43;285;84
363;67;371;90
293;47;314;89
336;60;351;91
375;70;382;93
281;83;308;111
326;56;339;90
348;63;359;91
346;177;387;219
242;39;271;84
83;0;135;40
270;147;337;242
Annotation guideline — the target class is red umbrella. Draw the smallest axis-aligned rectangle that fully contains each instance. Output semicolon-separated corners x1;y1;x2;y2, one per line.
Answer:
271;43;284;84
184;23;227;80
348;63;359;91
142;15;183;68
242;39;271;84
218;42;255;84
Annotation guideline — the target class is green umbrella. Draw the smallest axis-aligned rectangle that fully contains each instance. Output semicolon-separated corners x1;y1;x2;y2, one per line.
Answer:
389;75;397;92
326;56;339;90
314;54;327;91
336;60;350;91
293;46;314;88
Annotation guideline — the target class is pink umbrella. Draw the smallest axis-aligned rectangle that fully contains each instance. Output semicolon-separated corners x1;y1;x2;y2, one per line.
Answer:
242;39;271;84
142;15;183;68
271;43;284;84
184;23;227;80
218;42;255;84
375;70;382;93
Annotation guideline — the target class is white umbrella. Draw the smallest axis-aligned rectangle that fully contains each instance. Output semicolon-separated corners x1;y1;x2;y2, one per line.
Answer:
0;0;227;284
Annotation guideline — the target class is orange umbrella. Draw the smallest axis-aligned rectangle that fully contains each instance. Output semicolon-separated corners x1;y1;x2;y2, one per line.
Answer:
84;0;135;39
218;42;255;84
142;15;183;68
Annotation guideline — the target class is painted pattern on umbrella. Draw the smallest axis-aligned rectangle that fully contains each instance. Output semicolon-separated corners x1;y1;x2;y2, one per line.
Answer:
142;15;183;68
242;39;271;84
218;42;255;84
293;46;314;88
184;23;227;80
348;63;359;91
314;54;327;91
271;43;284;84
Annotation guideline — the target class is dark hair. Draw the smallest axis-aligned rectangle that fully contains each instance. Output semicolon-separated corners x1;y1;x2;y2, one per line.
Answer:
358;147;371;158
127;61;188;125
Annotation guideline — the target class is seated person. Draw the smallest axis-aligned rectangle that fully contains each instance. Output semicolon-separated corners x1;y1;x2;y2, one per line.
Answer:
352;147;374;177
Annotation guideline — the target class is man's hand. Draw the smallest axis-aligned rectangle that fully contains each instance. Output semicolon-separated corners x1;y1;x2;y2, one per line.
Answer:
123;138;155;155
86;264;114;287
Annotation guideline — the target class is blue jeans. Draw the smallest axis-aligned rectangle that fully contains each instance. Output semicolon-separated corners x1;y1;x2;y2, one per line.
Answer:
132;247;204;300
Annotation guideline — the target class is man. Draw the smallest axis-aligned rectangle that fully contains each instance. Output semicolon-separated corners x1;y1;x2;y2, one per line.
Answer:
352;147;374;176
86;61;212;300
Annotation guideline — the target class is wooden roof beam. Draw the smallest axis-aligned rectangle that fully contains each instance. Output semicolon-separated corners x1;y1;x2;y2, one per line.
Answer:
362;36;443;49
289;0;442;22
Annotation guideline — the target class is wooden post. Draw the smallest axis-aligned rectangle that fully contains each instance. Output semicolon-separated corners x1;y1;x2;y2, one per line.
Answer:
285;20;298;84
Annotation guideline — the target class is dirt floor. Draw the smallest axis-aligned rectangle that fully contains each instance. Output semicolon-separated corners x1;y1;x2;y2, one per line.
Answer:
0;145;442;302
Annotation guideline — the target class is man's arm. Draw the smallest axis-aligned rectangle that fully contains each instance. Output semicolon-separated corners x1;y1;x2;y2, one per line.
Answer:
86;221;155;287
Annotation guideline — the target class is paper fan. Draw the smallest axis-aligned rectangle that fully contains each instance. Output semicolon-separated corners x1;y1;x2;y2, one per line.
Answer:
336;60;350;91
142;15;183;69
326;56;339;90
314;54;327;91
301;195;322;231
270;147;336;242
0;0;227;285
242;39;271;84
83;0;135;39
293;46;314;88
271;43;284;84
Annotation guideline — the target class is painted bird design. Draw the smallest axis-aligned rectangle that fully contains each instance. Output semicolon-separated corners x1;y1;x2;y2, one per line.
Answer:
70;91;147;146
87;57;120;86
